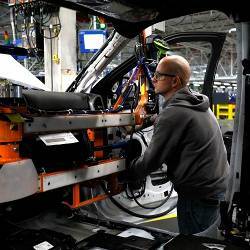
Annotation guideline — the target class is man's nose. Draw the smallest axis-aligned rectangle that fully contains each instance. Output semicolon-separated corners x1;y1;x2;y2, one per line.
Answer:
152;75;157;83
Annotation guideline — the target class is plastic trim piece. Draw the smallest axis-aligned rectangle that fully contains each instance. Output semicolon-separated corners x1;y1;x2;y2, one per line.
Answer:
0;159;38;203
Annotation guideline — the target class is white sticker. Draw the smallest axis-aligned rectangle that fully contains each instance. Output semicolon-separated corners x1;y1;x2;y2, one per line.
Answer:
33;241;54;250
39;132;79;146
202;243;226;250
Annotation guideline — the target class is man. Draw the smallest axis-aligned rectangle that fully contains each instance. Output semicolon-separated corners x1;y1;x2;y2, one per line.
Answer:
128;55;229;235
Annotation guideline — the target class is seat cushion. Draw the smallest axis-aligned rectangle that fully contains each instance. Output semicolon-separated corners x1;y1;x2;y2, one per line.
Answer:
22;90;91;112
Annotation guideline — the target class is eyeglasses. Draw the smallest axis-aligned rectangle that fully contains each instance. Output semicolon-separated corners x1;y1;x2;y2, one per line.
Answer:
153;71;176;80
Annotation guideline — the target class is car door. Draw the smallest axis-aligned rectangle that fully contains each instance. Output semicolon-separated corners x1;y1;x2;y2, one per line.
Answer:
92;32;226;105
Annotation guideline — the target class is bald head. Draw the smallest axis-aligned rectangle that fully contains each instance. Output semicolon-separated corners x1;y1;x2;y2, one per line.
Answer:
159;55;191;87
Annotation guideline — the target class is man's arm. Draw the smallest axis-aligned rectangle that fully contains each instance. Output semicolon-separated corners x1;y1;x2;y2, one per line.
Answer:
128;109;183;181
125;114;158;134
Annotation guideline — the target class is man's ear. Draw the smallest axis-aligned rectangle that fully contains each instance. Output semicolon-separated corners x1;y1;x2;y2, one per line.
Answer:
173;76;182;88
172;77;179;88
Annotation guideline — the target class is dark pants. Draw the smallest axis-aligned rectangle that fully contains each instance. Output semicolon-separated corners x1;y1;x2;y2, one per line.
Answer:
177;196;220;235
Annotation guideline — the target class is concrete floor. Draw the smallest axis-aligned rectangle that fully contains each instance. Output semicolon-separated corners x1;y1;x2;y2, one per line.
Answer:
140;209;179;234
143;217;179;233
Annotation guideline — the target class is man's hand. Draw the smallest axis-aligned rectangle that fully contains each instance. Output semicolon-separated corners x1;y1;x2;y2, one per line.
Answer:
123;139;141;164
125;114;158;134
135;113;158;132
118;140;141;184
118;157;145;191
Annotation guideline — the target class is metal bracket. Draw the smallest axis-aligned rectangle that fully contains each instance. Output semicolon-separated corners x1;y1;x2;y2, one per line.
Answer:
39;158;125;192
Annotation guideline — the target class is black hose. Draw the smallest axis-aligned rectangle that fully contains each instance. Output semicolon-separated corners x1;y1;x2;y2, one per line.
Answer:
136;131;149;147
129;183;174;210
101;183;176;219
124;132;166;208
126;181;146;199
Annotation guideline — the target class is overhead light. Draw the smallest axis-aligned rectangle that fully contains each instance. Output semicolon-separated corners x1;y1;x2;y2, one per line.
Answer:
229;28;236;33
214;82;221;85
220;86;225;89
224;83;230;86
227;86;232;89
144;26;153;37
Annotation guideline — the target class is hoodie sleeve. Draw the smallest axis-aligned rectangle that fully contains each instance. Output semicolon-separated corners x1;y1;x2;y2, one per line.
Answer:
129;107;186;181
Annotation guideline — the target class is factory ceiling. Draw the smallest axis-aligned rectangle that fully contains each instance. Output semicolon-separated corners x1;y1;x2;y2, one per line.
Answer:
0;1;237;83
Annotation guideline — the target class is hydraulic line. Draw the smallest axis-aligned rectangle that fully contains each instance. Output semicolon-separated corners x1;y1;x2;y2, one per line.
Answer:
125;181;146;200
101;183;176;219
128;183;174;210
136;131;149;147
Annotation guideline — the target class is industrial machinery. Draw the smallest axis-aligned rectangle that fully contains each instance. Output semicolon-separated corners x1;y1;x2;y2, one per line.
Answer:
0;46;176;249
2;0;250;249
0;79;134;206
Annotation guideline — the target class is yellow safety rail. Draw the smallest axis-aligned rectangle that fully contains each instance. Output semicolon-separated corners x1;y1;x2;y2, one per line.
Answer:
213;104;235;120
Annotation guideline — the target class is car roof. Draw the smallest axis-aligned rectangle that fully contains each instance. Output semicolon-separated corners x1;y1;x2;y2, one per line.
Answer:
45;0;248;37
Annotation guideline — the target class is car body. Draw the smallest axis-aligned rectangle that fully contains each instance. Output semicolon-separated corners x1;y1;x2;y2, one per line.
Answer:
1;0;250;248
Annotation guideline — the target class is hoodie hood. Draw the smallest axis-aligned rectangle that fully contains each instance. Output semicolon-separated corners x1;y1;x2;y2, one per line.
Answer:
165;87;210;112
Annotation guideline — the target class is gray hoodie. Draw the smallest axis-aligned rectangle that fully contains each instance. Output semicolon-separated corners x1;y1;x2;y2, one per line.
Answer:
130;87;229;199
